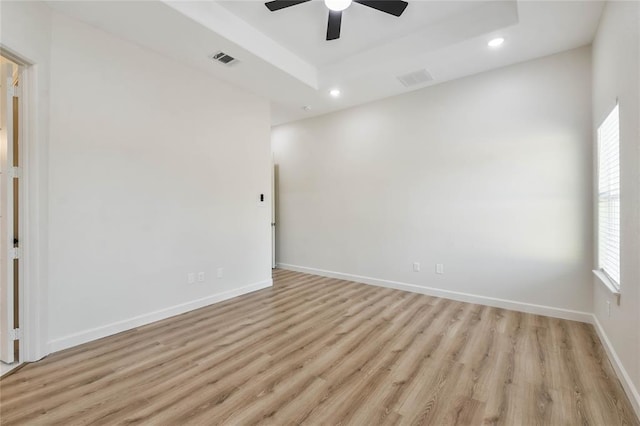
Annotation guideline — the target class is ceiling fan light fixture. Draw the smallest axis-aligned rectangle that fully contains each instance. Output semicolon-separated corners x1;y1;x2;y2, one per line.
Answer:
324;0;352;12
265;0;407;41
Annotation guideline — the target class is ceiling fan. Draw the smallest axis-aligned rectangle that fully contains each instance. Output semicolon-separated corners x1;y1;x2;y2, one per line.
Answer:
265;0;409;41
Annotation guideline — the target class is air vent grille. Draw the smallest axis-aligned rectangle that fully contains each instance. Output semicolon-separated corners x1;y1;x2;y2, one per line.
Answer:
210;51;238;66
397;69;434;87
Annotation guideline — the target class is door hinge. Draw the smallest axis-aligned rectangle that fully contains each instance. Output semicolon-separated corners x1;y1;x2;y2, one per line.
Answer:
9;328;22;341
10;247;20;260
9;167;20;179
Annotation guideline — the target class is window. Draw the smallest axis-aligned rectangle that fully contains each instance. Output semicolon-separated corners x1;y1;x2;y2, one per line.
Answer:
597;104;620;288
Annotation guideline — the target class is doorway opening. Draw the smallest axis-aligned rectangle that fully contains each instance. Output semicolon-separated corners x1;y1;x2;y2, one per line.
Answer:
0;54;22;375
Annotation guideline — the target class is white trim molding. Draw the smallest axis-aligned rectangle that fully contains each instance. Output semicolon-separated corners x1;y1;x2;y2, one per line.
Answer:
277;263;593;323
592;315;640;419
593;269;621;305
21;62;49;363
47;279;272;353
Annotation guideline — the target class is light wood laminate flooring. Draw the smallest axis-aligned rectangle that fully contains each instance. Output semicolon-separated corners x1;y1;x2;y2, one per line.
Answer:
0;269;637;425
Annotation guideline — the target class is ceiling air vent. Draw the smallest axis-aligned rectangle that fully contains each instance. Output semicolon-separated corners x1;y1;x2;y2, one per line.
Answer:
210;51;238;66
397;69;434;88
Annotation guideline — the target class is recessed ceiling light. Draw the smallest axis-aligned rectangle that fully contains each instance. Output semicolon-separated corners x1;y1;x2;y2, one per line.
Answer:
330;89;341;98
325;0;352;12
488;37;505;48
302;105;312;111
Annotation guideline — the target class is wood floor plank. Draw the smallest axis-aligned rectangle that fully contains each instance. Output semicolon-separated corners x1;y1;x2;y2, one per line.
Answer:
1;269;637;426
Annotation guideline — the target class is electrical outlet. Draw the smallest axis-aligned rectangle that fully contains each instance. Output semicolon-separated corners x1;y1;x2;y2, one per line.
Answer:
187;273;196;284
413;262;420;272
217;267;224;278
197;272;205;282
436;264;444;274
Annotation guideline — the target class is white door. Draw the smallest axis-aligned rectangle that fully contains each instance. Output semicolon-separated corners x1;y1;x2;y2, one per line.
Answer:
0;62;17;363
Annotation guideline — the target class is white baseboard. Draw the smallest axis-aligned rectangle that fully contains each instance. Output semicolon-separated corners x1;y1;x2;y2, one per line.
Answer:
277;263;592;323
592;315;640;420
47;279;273;353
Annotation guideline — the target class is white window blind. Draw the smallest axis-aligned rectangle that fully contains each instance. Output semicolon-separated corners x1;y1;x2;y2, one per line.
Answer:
597;104;620;288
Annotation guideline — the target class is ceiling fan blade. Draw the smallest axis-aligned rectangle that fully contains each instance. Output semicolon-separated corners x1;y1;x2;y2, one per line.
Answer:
354;0;408;17
265;0;311;12
326;10;342;40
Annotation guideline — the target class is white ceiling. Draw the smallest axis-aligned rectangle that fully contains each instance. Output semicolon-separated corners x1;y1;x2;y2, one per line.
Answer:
218;1;487;67
47;1;605;125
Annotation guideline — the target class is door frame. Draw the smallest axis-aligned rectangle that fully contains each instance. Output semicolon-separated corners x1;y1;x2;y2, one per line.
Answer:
0;60;17;363
1;46;48;363
271;159;276;269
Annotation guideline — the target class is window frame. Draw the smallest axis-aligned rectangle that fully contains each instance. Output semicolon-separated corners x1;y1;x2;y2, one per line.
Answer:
594;103;621;295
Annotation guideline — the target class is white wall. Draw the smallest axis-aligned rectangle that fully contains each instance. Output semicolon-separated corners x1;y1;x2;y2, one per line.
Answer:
42;13;271;350
1;2;273;358
591;0;640;414
273;47;594;317
0;0;52;361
